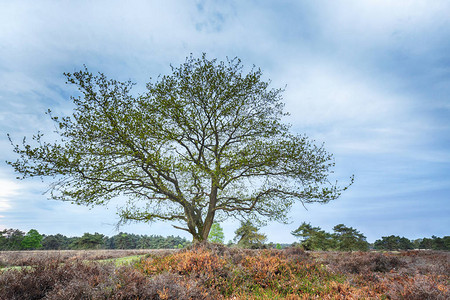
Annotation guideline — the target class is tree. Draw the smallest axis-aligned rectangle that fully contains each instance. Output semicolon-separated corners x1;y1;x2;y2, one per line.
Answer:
291;222;334;250
8;54;351;242
0;229;25;250
21;229;43;250
42;234;70;250
112;232;139;249
234;220;267;249
208;222;225;244
71;232;105;249
332;224;368;251
430;235;446;250
374;235;413;251
442;236;450;250
419;235;450;250
418;237;433;249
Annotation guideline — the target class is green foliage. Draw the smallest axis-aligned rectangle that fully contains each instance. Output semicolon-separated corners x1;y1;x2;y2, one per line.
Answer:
109;232;139;249
70;233;105;249
374;235;414;251
8;54;351;242
21;229;43;250
208;222;225;244
426;236;450;250
42;234;71;250
332;224;369;251
2;229;186;250
291;222;335;250
374;235;449;251
409;236;449;250
0;229;25;250
291;223;369;251
234;220;267;249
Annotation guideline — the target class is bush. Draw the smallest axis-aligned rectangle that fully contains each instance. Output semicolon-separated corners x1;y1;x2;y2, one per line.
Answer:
324;251;405;274
384;274;449;300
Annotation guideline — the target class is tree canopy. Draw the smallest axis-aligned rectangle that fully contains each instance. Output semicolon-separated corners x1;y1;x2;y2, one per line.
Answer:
291;222;368;251
21;229;43;250
332;224;368;251
374;235;414;251
8;54;351;241
291;222;334;250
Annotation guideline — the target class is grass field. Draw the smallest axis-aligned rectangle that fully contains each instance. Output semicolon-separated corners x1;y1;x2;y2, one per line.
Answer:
0;245;448;299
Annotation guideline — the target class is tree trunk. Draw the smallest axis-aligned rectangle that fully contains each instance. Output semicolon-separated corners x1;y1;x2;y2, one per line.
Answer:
201;184;218;241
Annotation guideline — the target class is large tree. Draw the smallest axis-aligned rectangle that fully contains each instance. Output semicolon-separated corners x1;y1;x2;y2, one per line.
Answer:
8;54;351;242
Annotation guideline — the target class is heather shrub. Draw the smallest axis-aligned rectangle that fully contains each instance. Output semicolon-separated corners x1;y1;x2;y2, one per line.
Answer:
1;247;448;299
138;244;336;297
139;246;229;293
0;258;218;300
383;274;449;300
399;250;450;276
0;258;98;300
281;246;311;264
324;251;405;274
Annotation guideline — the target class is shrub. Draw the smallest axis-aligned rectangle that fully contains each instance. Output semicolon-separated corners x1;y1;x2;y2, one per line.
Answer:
324;251;405;274
0;258;218;300
382;274;449;300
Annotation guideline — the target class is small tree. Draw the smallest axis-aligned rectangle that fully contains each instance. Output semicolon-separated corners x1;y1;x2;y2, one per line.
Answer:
234;220;267;249
21;229;43;250
374;235;413;251
208;222;225;244
8;54;351;242
291;222;334;250
42;234;70;250
71;233;105;249
332;224;368;251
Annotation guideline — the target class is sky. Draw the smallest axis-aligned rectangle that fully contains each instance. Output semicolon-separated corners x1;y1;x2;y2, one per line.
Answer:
0;0;449;243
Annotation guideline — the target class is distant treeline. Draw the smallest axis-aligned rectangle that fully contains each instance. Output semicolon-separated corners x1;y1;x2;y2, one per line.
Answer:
373;235;450;251
0;229;190;251
290;223;450;251
1;227;449;251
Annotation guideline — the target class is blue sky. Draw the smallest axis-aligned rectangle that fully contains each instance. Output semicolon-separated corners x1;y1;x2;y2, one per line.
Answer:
0;0;449;243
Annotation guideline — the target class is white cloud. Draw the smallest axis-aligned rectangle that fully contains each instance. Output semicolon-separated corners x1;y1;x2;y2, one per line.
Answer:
0;178;20;212
277;60;427;156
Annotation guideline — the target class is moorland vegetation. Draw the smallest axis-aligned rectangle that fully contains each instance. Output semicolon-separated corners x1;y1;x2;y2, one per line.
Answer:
0;243;448;299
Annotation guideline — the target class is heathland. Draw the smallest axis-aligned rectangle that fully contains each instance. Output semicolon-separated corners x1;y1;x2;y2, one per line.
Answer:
0;243;448;299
